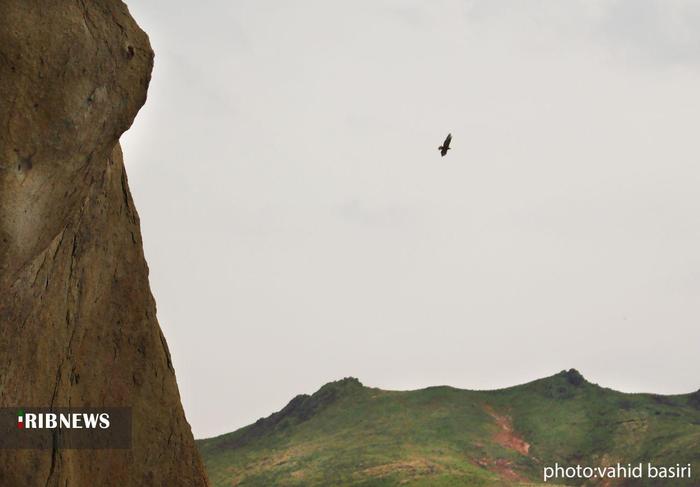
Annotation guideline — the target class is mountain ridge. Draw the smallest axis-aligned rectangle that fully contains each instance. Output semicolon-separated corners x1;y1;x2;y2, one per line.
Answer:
198;370;700;486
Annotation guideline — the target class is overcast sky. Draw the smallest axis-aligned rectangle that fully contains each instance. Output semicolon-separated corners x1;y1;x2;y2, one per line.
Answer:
121;0;700;439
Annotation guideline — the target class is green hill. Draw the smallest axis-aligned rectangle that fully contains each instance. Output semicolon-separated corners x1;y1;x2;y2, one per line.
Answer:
197;370;700;486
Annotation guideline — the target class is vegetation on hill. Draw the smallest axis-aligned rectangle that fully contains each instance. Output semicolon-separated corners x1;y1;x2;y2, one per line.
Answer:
197;370;700;486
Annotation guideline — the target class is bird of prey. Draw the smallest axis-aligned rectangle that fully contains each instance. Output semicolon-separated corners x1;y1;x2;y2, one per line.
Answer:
438;133;452;156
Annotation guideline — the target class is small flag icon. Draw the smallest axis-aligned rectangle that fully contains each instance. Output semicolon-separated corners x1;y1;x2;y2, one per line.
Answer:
17;409;24;429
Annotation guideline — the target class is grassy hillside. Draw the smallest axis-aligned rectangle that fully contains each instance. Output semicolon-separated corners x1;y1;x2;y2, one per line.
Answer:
197;370;700;486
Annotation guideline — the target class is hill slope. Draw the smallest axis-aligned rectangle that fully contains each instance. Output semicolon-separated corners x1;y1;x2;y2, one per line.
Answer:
198;371;700;486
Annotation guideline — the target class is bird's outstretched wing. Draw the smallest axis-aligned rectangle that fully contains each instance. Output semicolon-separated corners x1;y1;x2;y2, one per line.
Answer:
443;133;452;148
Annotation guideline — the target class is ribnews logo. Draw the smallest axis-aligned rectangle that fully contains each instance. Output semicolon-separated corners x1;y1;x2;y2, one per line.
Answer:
1;407;131;449
16;409;110;430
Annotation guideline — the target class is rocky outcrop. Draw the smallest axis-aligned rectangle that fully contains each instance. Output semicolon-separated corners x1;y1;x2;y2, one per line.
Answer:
0;1;208;485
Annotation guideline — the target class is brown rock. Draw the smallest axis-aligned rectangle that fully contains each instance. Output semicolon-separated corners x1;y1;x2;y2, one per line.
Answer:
0;1;208;485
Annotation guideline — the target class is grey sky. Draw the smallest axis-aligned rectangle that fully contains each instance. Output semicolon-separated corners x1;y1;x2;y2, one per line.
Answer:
121;1;700;439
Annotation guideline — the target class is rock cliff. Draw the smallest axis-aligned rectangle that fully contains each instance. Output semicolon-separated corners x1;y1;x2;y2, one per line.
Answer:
0;1;208;485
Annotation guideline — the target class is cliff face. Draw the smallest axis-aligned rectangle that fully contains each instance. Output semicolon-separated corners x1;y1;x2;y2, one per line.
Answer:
0;2;208;486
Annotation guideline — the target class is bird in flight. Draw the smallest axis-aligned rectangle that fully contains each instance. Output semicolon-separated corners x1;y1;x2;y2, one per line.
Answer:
439;133;452;157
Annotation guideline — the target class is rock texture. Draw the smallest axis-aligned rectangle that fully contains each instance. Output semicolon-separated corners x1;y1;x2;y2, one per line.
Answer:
0;1;208;485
